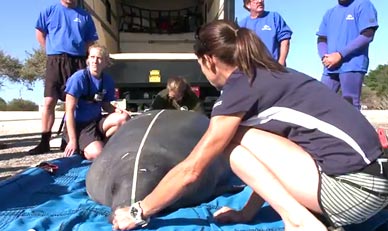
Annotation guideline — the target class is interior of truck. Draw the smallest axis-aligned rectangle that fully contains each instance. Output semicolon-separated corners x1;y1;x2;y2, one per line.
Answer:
119;2;202;34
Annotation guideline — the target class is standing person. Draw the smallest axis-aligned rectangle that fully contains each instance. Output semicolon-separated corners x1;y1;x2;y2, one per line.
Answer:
317;0;378;110
238;0;292;66
111;20;388;231
29;0;99;155
63;44;130;160
150;76;203;112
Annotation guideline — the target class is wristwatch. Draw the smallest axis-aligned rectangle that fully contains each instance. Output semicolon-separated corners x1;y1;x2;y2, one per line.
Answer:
128;201;150;227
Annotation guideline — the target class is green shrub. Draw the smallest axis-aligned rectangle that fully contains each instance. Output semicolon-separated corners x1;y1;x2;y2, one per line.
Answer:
6;98;38;111
0;97;6;111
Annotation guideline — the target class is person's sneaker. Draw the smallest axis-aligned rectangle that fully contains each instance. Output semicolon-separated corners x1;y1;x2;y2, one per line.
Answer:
28;143;50;155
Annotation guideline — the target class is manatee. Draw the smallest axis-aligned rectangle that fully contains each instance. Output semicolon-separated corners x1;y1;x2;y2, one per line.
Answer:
86;109;242;212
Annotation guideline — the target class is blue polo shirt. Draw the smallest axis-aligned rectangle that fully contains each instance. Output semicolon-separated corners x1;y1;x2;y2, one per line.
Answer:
238;11;292;61
35;3;98;56
316;0;378;74
65;69;116;123
211;68;382;175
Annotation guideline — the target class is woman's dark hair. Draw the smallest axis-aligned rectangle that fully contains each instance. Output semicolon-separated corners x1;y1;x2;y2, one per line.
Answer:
194;20;287;82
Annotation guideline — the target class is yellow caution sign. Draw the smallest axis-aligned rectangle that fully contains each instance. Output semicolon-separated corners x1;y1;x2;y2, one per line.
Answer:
149;70;161;83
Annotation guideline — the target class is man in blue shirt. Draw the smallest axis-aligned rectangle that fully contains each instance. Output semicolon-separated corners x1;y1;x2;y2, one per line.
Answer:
64;44;130;160
238;0;292;66
316;0;378;110
29;0;99;155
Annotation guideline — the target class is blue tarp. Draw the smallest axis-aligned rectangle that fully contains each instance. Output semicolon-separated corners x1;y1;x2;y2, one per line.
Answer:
0;155;387;231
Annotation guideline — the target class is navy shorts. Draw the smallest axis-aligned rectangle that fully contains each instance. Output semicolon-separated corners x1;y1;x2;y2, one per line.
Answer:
64;117;107;155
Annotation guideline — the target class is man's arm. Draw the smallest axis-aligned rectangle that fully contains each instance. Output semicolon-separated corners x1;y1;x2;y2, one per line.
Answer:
150;94;167;110
64;94;78;157
191;100;204;113
338;28;376;59
322;28;376;69
278;39;290;66
35;29;46;49
112;113;244;230
102;101;116;114
317;36;328;60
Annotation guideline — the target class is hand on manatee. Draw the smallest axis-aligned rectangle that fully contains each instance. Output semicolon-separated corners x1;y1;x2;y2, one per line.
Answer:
112;206;137;230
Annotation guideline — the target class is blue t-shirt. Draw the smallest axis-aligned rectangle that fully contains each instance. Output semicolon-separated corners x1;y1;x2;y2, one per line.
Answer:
65;68;116;123
316;0;378;74
238;11;292;61
35;3;98;56
211;68;382;175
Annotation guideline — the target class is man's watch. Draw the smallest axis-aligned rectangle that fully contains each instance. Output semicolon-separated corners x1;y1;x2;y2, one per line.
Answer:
128;201;150;227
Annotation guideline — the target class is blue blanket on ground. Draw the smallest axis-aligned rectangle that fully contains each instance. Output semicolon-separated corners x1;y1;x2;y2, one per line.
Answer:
0;155;387;231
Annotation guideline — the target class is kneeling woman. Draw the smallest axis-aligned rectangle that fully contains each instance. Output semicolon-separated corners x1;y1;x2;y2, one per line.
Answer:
112;20;388;230
64;44;130;160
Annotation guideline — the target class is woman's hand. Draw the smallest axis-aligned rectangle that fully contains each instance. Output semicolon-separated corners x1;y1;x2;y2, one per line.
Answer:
112;206;137;230
213;206;251;223
64;140;77;157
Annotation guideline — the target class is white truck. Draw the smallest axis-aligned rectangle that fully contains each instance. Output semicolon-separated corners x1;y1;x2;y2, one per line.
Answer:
83;0;236;115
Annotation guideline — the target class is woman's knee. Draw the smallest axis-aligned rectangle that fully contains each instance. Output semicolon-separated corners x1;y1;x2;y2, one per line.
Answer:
83;141;104;160
104;112;130;128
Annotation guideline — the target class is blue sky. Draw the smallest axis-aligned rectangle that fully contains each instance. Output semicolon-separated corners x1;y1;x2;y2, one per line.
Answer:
0;0;387;105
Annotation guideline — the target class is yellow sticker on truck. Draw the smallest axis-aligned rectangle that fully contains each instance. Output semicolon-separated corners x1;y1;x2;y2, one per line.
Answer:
149;70;161;83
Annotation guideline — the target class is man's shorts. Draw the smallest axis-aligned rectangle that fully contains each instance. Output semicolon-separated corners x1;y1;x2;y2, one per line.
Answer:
45;54;86;101
319;168;388;228
64;117;107;155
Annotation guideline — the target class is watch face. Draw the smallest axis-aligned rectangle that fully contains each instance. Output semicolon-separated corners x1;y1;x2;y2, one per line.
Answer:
129;202;149;227
130;206;138;217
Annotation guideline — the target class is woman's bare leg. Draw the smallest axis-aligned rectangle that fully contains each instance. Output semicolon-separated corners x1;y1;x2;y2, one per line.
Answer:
226;127;327;230
102;112;130;137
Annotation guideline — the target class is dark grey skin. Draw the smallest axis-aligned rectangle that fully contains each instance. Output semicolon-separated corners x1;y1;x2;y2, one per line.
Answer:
86;110;243;212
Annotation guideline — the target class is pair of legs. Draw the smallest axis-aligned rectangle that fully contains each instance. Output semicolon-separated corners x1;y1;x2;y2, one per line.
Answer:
321;72;365;110
29;55;85;155
225;127;388;230
66;112;129;160
225;127;326;231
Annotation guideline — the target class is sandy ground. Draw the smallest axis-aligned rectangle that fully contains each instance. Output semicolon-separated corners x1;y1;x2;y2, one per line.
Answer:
0;111;65;180
0;110;387;181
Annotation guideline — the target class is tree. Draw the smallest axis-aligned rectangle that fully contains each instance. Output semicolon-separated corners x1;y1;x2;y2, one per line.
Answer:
362;64;388;109
0;50;23;88
20;47;46;83
0;97;6;111
0;48;46;90
6;98;38;111
364;64;388;96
